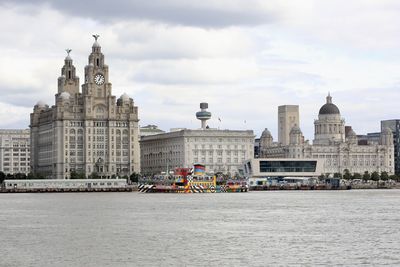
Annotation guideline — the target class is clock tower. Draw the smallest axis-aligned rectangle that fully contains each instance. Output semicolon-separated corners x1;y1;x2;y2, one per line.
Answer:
30;35;140;179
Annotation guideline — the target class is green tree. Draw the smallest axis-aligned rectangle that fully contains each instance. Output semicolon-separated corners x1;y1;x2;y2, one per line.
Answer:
333;173;342;179
343;169;351;180
371;171;380;181
129;172;140;183
88;172;99;179
70;171;86;179
352;173;362;180
362;171;370;181
380;171;389;181
0;171;5;184
389;174;400;182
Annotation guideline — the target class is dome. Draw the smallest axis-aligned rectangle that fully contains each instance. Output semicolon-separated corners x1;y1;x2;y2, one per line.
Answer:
290;125;302;134
93;41;100;48
36;100;46;108
59;91;70;100
65;55;72;61
319;93;340;115
347;129;357;137
261;128;272;137
120;93;130;102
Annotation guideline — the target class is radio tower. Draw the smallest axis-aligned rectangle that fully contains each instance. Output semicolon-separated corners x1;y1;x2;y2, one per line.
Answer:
196;102;211;130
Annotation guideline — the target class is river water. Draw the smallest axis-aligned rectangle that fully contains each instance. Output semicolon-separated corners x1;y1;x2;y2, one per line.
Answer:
1;190;399;267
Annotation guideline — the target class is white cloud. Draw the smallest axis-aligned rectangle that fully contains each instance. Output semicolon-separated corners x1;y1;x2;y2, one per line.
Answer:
0;1;399;140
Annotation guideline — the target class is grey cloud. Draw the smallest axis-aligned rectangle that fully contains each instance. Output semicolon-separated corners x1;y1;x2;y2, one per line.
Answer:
0;0;278;28
0;86;52;108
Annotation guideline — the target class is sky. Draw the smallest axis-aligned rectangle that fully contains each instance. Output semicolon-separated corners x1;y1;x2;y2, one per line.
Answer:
0;0;399;141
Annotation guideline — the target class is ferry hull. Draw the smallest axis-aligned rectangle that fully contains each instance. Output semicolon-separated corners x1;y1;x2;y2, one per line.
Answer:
138;184;248;193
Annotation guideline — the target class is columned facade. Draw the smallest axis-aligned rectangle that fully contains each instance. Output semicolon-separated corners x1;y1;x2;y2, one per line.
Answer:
260;94;394;175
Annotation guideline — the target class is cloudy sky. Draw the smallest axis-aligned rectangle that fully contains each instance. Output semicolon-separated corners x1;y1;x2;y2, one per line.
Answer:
0;0;399;140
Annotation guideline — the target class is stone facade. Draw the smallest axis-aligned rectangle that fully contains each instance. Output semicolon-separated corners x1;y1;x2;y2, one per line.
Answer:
278;105;299;145
140;129;255;175
30;37;140;179
0;129;30;174
260;95;394;175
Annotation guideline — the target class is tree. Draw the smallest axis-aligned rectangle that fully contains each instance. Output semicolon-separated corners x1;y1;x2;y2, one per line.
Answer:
88;172;99;179
371;171;380;181
343;169;351;180
70;171;86;179
352;173;362;180
362;171;370;182
389;175;400;182
333;173;342;179
380;171;389;181
129;172;140;183
0;171;5;184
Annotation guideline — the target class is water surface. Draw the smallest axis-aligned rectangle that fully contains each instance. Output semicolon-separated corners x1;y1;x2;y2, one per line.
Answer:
1;190;399;266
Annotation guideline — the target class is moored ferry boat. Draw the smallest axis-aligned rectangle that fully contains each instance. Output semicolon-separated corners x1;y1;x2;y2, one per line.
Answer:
139;164;248;193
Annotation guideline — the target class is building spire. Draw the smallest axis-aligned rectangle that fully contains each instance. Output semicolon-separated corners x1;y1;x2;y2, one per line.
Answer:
65;49;72;60
326;92;332;104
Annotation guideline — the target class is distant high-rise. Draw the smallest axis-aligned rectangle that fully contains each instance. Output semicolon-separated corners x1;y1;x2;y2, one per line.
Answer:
278;105;299;145
381;120;400;175
0;129;30;175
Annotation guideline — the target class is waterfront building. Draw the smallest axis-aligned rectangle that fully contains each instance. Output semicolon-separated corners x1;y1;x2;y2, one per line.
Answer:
259;94;394;175
243;158;323;178
278;105;299;145
0;129;30;175
381;119;400;175
30;36;140;179
140;103;255;175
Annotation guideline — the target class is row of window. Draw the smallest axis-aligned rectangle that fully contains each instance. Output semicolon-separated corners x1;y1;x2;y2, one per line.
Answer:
188;138;251;143
193;150;246;156
194;144;246;149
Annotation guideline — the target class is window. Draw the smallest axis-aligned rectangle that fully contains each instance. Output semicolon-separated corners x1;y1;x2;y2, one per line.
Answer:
259;160;317;173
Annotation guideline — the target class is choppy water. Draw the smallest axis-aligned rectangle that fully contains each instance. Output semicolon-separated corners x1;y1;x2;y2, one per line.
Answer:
1;190;400;267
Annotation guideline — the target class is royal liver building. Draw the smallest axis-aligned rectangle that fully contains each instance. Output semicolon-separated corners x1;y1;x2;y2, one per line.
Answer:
30;36;140;179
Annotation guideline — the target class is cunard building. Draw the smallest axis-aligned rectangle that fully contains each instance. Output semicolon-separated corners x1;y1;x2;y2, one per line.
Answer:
30;36;140;179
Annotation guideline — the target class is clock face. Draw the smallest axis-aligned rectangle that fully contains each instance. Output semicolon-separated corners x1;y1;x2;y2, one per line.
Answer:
94;74;105;85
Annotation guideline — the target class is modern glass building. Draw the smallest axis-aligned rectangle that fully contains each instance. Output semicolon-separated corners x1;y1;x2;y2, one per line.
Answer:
243;158;323;178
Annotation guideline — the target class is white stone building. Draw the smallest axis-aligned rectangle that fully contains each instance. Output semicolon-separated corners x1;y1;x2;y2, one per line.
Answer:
260;94;394;175
140;129;255;175
30;36;140;179
0;129;30;175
